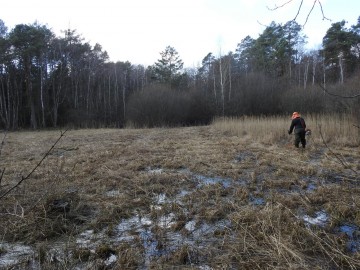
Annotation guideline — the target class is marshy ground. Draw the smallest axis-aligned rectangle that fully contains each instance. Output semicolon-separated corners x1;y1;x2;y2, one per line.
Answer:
0;120;359;269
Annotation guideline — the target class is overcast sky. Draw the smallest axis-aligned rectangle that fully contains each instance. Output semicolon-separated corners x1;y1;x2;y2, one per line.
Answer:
1;0;359;67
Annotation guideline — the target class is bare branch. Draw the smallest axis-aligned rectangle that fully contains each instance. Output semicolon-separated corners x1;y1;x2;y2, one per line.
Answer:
317;83;360;99
303;0;317;27
257;20;268;27
310;70;360;98
267;0;295;11
318;0;331;21
6;201;24;218
0;129;69;199
267;0;331;27
293;0;304;22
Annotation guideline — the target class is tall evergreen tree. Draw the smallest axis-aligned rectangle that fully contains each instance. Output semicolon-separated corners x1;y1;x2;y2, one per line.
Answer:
9;23;53;128
153;46;184;88
198;52;216;97
234;35;256;75
247;21;305;78
323;20;358;83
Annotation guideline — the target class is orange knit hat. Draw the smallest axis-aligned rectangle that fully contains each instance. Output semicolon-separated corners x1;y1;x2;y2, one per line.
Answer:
292;112;300;119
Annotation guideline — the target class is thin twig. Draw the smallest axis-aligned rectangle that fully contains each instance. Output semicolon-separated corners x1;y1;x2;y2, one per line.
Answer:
318;82;360;99
293;0;304;22
0;129;68;199
306;69;360;99
267;0;331;27
318;0;331;21
267;0;295;11
303;0;317;27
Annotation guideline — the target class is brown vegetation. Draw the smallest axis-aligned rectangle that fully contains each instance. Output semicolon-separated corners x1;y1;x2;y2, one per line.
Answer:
0;115;359;269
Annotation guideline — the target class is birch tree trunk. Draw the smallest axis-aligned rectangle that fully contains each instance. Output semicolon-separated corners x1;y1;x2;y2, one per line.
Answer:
40;64;46;127
338;54;344;84
304;60;309;89
86;72;91;113
228;59;232;101
26;60;37;129
122;71;127;123
212;66;216;101
52;79;60;127
219;57;225;117
312;59;316;86
108;74;111;112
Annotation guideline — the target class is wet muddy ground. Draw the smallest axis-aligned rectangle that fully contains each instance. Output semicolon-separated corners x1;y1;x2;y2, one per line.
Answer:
0;127;359;269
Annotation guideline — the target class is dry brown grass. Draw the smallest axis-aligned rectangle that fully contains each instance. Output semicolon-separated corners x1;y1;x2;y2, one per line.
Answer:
212;114;360;147
0;120;359;269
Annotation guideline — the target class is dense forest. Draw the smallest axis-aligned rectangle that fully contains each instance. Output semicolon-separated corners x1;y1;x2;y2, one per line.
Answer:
0;17;359;129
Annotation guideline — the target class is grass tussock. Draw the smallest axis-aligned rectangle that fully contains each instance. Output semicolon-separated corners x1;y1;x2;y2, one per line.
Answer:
0;121;359;269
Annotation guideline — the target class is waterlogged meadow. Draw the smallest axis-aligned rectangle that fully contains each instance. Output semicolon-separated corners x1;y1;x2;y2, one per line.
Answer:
0;115;359;269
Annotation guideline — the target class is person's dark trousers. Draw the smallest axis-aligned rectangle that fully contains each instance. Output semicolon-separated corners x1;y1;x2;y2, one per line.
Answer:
294;129;306;148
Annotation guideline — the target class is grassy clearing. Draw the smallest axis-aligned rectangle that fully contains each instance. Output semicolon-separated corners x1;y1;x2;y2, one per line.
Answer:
0;117;359;269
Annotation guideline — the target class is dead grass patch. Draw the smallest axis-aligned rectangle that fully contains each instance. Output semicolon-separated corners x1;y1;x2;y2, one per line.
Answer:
0;124;359;269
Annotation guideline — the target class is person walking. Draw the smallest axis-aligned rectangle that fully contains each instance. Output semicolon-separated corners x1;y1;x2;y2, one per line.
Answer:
288;112;306;148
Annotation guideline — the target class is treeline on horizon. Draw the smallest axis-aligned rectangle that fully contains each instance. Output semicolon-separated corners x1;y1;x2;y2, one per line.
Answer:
0;17;359;129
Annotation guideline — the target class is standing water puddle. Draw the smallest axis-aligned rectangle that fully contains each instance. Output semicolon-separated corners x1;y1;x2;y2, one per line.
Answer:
0;243;34;268
5;165;338;268
249;195;266;206
193;174;232;188
306;183;317;192
302;211;329;227
336;224;360;253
